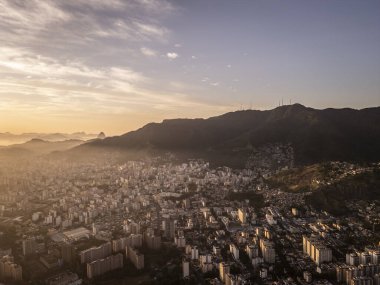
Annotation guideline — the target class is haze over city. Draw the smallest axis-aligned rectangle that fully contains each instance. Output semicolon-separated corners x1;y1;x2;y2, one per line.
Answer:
1;1;380;285
0;0;379;135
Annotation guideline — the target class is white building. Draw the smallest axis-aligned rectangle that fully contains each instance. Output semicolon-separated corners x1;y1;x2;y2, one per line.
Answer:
230;244;239;260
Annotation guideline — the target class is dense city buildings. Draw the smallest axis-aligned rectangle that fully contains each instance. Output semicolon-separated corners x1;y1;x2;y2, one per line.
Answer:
0;255;22;282
0;151;378;284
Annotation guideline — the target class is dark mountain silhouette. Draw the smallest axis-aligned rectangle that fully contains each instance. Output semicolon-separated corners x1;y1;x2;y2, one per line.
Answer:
78;104;380;166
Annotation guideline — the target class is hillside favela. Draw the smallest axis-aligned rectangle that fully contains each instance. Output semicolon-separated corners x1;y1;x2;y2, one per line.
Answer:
0;1;379;285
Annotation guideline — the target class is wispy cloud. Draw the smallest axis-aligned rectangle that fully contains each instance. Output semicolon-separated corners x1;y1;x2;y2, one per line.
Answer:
0;45;225;119
140;47;157;57
0;47;144;83
0;0;173;48
0;0;234;133
134;21;169;38
0;0;173;114
0;1;70;33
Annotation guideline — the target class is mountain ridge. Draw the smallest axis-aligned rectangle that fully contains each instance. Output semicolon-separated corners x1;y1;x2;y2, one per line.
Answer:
75;104;380;166
0;132;99;146
0;139;86;158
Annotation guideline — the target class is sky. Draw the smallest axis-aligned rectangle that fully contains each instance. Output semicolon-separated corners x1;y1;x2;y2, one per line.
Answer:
0;0;379;135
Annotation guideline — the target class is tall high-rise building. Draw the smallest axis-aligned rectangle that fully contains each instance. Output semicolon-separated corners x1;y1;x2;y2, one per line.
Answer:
199;254;213;273
112;237;128;253
264;228;272;240
22;238;36;256
126;246;144;270
0;256;22;282
373;274;380;285
123;221;141;234
219;262;230;282
370;250;380;265
127;234;143;248
315;245;332;265
303;236;332;265
360;252;372;265
130;222;141;235
182;259;190;278
175;236;186;248
191;246;199;260
246;244;259;259
230;244;239;260
61;243;77;265
347;253;360;266
238;208;247;224
145;234;161;250
350;277;374;285
87;254;123;279
163;217;176;239
260;240;275;264
336;264;351;283
80;242;112;264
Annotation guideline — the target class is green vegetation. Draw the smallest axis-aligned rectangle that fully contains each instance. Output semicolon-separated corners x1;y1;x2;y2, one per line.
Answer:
227;191;265;209
0;225;17;249
73;237;105;251
187;182;197;192
163;192;196;202
305;169;380;215
268;162;380;216
267;163;340;193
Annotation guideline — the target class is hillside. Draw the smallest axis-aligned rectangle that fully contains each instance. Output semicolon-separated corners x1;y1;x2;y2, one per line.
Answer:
77;104;380;167
268;162;355;192
267;162;380;215
305;168;380;215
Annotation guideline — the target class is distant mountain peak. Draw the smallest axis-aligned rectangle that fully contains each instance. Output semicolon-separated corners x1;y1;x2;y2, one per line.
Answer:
97;132;106;139
28;138;47;143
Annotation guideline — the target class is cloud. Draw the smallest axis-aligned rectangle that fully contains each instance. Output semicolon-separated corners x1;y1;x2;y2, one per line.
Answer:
133;0;175;15
0;0;173;49
0;45;228;119
140;47;157;57
0;46;147;112
0;0;235;132
133;21;169;38
167;52;179;60
66;0;127;10
0;47;144;83
0;1;70;31
0;0;174;102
